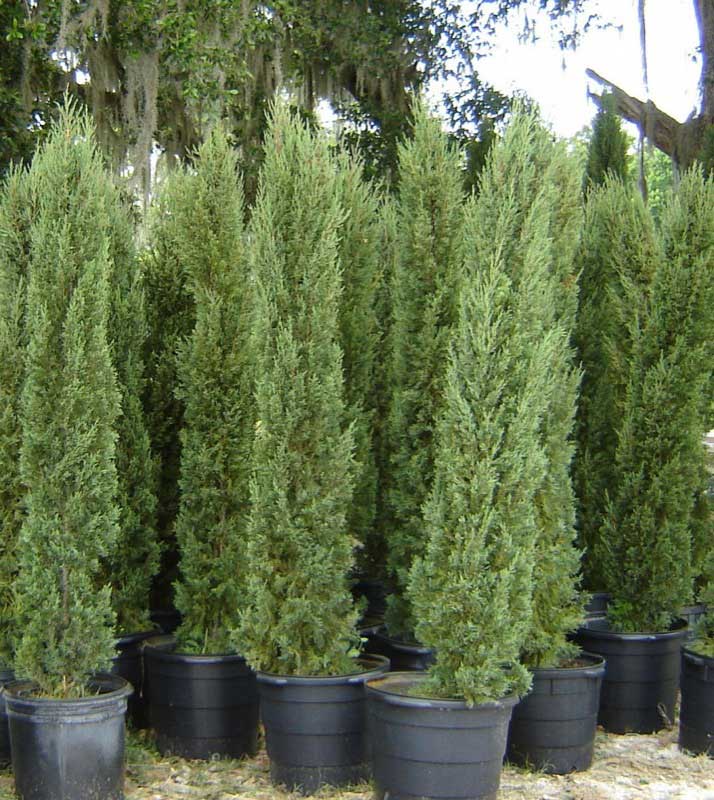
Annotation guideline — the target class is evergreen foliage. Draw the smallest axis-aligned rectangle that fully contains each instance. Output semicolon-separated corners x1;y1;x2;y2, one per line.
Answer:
104;189;159;633
335;154;382;567
384;101;465;637
170;129;252;655
409;186;556;704
599;168;714;632
236;103;359;676
584;93;630;190
573;179;659;589
13;104;120;696
0;165;32;665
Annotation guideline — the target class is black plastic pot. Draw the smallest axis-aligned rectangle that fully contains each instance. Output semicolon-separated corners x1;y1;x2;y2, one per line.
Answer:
680;603;708;642
679;646;714;756
584;592;611;619
366;672;517;800
149;608;182;635
258;654;389;794
0;665;14;768
144;639;259;759
111;628;158;729
574;617;687;734
506;653;605;774
5;673;131;800
364;626;434;671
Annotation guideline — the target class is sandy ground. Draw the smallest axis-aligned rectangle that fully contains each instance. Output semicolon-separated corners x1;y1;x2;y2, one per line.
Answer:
0;724;711;800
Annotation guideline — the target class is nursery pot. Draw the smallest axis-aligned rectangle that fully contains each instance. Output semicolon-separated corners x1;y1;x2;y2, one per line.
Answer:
5;673;131;800
144;639;259;760
257;654;389;794
574;617;687;734
679;646;714;756
506;653;605;774
365;626;435;671
679;603;708;642
111;628;159;729
0;665;14;768
149;608;182;635
585;592;611;619
366;672;517;800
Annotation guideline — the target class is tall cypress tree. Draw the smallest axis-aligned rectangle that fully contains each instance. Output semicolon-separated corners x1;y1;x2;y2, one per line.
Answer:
408;190;556;703
170;128;252;654
335;154;382;568
600;168;714;632
236;103;358;676
13;104;120;696
385;101;465;637
0;165;32;666
584;94;630;190
573;179;660;589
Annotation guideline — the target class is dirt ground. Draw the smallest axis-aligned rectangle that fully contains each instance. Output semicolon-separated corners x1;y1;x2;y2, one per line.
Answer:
0;723;711;800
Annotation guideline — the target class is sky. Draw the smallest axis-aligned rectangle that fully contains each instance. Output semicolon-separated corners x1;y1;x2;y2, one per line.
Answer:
472;0;701;138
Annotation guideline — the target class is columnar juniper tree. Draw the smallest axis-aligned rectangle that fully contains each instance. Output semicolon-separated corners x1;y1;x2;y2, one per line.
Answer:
14;104;121;696
236;103;359;676
170;128;252;654
385;101;465;638
0;165;32;666
335;154;382;570
468;111;585;667
599;168;714;632
408;189;556;703
584;93;630;190
573;179;659;589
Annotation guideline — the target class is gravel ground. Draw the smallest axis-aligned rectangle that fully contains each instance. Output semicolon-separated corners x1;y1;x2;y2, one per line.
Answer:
0;724;711;800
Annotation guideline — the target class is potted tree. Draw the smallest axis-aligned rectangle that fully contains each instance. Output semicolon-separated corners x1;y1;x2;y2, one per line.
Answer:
367;111;556;800
575;168;714;734
234;103;388;794
376;101;464;663
143;128;259;760
3;103;131;799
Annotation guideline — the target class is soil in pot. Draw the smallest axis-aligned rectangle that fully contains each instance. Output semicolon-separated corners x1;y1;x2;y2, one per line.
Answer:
506;653;606;774
364;626;434;671
258;654;389;795
0;665;14;768
679;645;714;757
4;672;131;800
111;628;159;729
143;638;259;760
366;671;517;800
574;617;687;734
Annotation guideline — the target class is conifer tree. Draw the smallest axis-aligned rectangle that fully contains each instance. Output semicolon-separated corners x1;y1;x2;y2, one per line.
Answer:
170;128;252;654
385;101;465;637
573;180;659;589
0;165;32;665
600;169;714;632
408;192;556;703
335;154;381;565
584;94;630;190
236;103;358;676
13;104;120;696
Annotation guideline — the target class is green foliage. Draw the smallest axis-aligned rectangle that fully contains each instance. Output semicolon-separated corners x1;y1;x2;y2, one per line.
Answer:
409;175;557;703
0;165;32;665
13;104;120;696
335;153;382;570
104;190;159;634
170;129;252;655
384;101;465;638
599;169;714;632
236;103;359;676
573;179;659;589
584;94;630;190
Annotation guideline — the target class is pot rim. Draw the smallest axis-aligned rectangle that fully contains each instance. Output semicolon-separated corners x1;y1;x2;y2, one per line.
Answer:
576;617;688;641
143;637;250;665
115;627;162;648
3;672;132;709
526;651;606;679
682;645;714;664
370;626;433;654
257;653;389;686
365;670;519;711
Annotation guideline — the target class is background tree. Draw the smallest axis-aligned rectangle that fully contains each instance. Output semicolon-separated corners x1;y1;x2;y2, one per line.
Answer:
170;129;252;655
236;103;358;676
384;100;465;638
13;104;121;696
584;93;630;189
